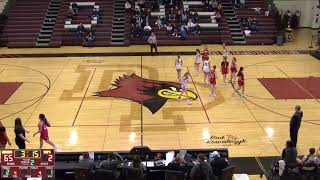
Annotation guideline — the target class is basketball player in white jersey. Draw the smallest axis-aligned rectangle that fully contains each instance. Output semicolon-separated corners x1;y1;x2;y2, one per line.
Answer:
202;57;211;85
175;54;183;82
194;49;201;76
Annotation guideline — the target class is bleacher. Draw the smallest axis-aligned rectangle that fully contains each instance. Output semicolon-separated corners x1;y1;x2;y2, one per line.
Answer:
50;0;114;47
2;0;51;48
234;0;276;45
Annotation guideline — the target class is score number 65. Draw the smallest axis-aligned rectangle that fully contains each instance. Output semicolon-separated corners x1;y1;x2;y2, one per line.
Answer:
3;155;13;162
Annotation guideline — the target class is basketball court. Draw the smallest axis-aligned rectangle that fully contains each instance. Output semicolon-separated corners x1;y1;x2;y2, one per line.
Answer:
0;44;319;159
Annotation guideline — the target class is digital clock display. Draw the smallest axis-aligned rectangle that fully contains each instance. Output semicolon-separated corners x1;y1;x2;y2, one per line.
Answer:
0;149;55;178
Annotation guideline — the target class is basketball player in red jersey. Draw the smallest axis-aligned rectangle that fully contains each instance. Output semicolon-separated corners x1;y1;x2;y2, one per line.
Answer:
0;121;11;149
33;114;57;150
232;67;245;96
209;65;217;97
201;44;209;61
229;57;238;83
220;56;229;85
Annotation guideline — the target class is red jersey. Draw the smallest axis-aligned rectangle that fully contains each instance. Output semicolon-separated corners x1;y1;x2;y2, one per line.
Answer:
40;122;49;139
237;71;244;86
230;62;237;73
221;61;229;74
209;71;217;85
202;48;209;61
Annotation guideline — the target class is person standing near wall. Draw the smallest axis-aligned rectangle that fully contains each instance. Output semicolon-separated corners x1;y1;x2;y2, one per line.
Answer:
148;32;158;55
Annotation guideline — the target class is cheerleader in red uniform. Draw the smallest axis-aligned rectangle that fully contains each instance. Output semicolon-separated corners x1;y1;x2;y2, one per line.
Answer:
220;56;229;85
201;45;209;61
229;57;238;83
33;114;57;149
209;65;217;97
232;67;245;96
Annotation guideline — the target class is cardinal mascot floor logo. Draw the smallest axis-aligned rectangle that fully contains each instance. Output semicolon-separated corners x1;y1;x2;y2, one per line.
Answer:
95;74;198;114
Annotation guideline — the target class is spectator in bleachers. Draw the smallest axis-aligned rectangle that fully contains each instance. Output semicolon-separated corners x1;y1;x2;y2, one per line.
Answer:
282;140;300;167
182;11;188;23
125;1;132;11
67;9;75;20
209;151;229;177
144;24;152;36
193;12;199;23
215;11;221;23
91;7;100;21
241;16;248;27
169;12;176;22
239;0;245;8
167;154;188;174
187;19;195;33
190;154;217;180
249;17;258;31
155;16;163;30
129;155;146;176
180;25;188;40
194;24;201;35
78;152;95;171
100;152;124;179
138;0;145;8
300;147;319;171
217;2;223;12
166;23;173;36
71;2;78;14
85;30;95;47
265;5;272;16
77;23;86;39
252;7;261;14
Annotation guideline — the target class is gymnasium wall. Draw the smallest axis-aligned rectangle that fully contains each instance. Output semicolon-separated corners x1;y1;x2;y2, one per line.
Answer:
273;0;319;28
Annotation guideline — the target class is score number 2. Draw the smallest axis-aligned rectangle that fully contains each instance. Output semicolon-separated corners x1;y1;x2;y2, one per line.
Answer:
48;154;53;162
3;155;13;162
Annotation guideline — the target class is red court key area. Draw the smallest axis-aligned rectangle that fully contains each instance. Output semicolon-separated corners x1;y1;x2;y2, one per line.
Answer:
0;82;23;104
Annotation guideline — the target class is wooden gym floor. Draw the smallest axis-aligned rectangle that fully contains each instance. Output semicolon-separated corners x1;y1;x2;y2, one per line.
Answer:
0;51;319;158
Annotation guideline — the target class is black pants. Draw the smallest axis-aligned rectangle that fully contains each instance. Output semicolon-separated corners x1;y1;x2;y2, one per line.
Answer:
290;128;298;147
15;139;26;149
150;44;158;53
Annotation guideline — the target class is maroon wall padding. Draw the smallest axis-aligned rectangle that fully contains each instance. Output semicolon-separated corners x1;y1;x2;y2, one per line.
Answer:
258;78;313;99
0;82;23;104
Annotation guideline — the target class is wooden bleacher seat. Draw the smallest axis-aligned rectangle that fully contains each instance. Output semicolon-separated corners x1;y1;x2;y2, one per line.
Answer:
69;2;95;7
199;23;218;28
64;24;92;29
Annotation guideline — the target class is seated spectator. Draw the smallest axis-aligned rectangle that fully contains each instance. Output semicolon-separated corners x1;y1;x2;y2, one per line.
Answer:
155;16;162;29
100;152;124;179
194;23;201;35
91;8;100;21
181;12;188;23
187;19;195;33
77;152;95;171
300;147;318;171
67;9;74;20
241;16;248;27
166;23;173;36
265;5;271;16
125;1;132;11
167;154;188;174
138;0;145;8
215;11;221;23
193;12;199;23
190;154;217;180
85;30;95;47
129;155;146;177
169;12;176;22
282;140;300;167
71;2;78;14
209;151;229;177
249;17;258;31
77;23;86;39
144;24;152;35
239;0;245;8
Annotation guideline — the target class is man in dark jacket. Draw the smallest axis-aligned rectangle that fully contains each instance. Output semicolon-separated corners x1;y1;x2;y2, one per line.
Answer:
190;154;218;180
290;105;303;147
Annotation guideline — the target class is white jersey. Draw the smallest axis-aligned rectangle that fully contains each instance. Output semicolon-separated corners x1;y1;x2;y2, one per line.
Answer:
195;52;201;64
203;60;210;73
176;58;182;70
222;49;228;57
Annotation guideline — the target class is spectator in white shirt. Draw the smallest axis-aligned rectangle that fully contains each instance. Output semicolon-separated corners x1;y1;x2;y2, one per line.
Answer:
301;148;319;171
125;1;132;11
187;19;195;32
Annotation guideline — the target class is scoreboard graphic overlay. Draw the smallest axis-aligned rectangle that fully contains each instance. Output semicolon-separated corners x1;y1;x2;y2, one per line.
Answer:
0;149;55;178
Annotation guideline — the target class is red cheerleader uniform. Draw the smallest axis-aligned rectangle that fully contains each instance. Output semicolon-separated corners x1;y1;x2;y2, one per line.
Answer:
40;122;49;140
221;61;229;75
202;48;209;61
237;72;244;86
209;71;217;85
230;62;237;73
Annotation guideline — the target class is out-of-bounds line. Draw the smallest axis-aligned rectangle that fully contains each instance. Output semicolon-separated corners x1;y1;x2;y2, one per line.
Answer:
187;66;211;123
